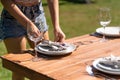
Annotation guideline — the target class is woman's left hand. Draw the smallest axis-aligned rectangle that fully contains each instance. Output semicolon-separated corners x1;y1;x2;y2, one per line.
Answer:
54;27;66;42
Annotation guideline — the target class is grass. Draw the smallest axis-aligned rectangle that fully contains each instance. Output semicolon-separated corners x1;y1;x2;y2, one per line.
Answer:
1;0;120;79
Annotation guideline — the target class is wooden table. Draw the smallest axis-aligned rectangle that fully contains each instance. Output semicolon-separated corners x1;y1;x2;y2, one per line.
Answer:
1;34;120;80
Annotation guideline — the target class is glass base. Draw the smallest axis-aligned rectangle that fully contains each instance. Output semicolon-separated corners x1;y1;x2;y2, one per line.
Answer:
32;57;41;62
99;38;108;42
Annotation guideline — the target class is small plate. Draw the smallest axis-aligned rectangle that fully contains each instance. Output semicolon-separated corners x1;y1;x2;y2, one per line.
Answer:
35;43;76;56
93;58;120;75
96;27;120;37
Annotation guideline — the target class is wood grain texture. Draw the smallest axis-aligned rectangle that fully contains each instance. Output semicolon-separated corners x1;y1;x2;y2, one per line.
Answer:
1;34;120;80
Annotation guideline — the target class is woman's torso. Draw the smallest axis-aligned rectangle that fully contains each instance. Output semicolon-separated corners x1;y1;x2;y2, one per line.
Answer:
13;0;41;6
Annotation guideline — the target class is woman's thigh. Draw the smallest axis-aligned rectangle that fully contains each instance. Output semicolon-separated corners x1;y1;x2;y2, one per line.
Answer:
4;36;27;53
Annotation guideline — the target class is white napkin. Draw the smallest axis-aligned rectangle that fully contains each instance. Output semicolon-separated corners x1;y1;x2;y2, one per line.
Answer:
38;40;67;51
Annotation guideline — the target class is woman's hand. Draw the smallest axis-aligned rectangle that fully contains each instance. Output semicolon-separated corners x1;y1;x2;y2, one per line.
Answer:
54;26;66;42
27;22;41;38
47;0;66;42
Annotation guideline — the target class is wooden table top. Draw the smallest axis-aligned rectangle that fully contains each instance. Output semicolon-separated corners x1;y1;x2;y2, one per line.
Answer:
1;34;120;80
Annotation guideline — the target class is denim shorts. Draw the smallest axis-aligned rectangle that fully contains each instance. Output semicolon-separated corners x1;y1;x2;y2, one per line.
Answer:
0;1;48;40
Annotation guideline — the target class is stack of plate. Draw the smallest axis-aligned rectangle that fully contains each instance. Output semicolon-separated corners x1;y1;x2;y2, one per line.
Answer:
35;42;76;56
96;26;120;37
93;58;120;75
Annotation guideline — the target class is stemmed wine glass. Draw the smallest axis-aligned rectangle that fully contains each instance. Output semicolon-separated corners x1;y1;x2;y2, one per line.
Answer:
27;14;48;61
99;8;111;42
27;23;45;61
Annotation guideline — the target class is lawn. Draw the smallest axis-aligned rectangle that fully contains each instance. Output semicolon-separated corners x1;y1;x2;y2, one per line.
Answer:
1;0;120;80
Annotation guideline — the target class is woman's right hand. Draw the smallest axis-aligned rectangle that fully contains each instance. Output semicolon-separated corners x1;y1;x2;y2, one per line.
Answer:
27;22;41;38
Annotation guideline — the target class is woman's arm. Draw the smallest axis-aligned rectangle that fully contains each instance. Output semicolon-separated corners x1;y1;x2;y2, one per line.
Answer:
47;0;65;42
1;0;34;28
47;0;59;29
1;0;41;37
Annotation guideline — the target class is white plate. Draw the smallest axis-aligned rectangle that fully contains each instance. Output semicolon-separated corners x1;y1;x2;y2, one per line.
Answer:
93;58;120;75
97;63;120;72
96;58;120;72
35;43;76;55
96;27;120;37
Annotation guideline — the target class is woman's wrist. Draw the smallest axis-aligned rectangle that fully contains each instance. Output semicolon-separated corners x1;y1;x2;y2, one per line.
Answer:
26;20;35;29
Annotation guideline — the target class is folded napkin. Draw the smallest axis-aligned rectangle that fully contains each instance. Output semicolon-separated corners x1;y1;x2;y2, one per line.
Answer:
99;55;120;69
38;40;68;51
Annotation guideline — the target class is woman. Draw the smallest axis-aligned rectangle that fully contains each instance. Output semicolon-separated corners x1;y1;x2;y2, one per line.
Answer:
0;0;65;80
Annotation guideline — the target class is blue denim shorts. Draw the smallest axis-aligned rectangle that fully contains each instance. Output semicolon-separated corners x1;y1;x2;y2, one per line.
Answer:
0;1;48;40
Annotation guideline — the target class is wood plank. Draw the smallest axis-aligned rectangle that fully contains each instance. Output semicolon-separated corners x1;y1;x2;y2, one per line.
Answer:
1;34;120;80
1;58;54;80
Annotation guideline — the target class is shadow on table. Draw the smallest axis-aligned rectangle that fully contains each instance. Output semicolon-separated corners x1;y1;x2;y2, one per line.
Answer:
90;32;120;39
37;52;72;60
91;65;120;80
24;50;72;60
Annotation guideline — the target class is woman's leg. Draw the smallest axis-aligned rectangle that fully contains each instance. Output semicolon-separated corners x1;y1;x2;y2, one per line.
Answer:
4;36;27;53
43;31;49;40
3;32;49;80
4;36;26;80
12;72;24;80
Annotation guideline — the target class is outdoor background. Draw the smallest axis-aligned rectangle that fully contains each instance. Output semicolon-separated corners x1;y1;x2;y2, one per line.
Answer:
0;0;120;80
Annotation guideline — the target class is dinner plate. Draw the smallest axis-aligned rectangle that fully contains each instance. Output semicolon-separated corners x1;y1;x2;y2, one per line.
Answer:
35;43;76;55
93;58;120;75
97;62;120;72
96;58;120;72
96;27;120;37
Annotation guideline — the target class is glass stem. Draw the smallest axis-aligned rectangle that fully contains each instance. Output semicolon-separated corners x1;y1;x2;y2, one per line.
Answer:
119;27;120;35
34;42;38;58
103;26;106;40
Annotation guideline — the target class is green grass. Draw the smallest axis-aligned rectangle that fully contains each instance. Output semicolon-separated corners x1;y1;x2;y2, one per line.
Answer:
1;0;120;79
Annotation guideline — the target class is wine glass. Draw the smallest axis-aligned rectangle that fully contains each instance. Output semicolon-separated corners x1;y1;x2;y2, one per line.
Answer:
27;14;48;61
99;8;111;42
27;24;44;61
